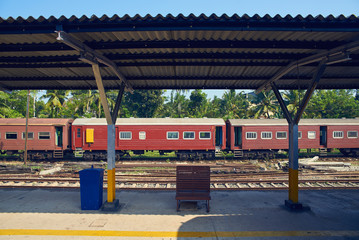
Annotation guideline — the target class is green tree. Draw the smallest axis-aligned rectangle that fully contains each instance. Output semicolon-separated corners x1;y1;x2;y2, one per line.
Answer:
41;90;69;118
122;90;164;118
162;90;189;118
250;91;278;119
0;91;23;118
220;90;250;120
282;90;305;118
306;89;359;118
188;90;207;117
205;96;222;118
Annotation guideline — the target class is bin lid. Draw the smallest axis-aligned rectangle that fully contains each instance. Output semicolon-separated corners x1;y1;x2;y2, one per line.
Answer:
79;168;104;174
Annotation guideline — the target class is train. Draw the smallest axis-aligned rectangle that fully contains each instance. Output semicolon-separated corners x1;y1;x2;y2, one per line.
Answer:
0;117;358;160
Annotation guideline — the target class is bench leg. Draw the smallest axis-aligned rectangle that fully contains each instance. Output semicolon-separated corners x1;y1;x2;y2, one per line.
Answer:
207;200;210;213
177;200;180;212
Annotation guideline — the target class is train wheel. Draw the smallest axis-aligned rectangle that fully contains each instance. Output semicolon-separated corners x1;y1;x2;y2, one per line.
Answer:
178;153;188;160
83;153;94;161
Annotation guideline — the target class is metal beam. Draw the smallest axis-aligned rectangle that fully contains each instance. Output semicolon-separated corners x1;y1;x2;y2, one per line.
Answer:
111;82;125;124
270;82;292;124
255;39;359;93
294;60;327;124
0;40;349;52
92;64;113;125
56;31;133;92
1;52;320;62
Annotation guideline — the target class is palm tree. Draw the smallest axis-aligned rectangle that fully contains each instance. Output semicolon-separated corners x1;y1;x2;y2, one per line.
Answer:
282;90;305;118
41;90;69;118
251;91;278;119
221;90;250;119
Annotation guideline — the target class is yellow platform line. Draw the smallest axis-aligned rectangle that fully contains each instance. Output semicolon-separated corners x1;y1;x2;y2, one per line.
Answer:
1;229;359;238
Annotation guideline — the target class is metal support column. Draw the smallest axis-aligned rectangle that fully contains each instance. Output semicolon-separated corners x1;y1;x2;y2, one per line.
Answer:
270;60;326;210
92;64;119;210
272;82;300;207
287;122;299;205
107;124;116;203
56;30;131;211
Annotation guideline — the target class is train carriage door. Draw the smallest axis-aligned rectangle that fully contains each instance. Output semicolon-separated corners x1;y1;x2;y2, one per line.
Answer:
75;126;83;147
115;127;119;147
215;126;223;146
234;127;242;147
320;126;327;146
55;127;63;147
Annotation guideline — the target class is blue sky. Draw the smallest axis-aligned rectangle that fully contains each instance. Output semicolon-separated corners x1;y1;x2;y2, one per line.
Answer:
0;0;357;99
0;0;357;19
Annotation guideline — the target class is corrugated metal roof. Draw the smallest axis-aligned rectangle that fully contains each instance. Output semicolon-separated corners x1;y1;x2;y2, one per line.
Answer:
0;118;73;125
0;14;358;90
73;117;225;126
228;118;359;126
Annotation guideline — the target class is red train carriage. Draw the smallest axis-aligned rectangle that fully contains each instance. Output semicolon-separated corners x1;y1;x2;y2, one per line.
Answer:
72;118;226;160
227;119;359;158
0;118;73;159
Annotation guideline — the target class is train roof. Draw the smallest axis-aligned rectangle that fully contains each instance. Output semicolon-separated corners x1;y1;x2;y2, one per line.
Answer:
228;118;359;126
0;118;73;126
73;118;225;126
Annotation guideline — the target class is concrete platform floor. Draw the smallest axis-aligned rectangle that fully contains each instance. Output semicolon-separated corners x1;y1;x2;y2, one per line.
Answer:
0;189;358;239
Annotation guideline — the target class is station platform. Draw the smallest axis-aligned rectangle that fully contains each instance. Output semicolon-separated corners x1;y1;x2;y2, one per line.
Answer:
0;188;358;239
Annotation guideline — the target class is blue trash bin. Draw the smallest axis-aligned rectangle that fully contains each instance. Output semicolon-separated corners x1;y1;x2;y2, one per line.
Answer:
79;166;104;210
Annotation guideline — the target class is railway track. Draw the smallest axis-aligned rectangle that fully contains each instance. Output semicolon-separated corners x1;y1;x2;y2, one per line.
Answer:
1;177;359;191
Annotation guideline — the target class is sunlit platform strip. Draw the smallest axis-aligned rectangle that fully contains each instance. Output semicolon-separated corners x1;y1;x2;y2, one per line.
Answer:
1;229;359;238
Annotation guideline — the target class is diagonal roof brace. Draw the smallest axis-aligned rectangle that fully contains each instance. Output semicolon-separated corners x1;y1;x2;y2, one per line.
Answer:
255;39;359;94
56;30;133;92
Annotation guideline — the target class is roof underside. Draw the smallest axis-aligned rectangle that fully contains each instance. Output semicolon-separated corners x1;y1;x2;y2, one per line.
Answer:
1;14;359;91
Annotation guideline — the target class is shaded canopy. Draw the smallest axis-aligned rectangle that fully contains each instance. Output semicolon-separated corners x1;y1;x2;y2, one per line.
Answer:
0;14;359;91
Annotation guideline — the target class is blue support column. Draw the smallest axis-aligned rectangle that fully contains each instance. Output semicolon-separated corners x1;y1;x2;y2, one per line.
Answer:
285;123;301;209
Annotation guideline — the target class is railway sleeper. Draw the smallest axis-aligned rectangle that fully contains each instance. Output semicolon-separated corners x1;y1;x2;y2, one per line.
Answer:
176;150;215;160
240;150;276;160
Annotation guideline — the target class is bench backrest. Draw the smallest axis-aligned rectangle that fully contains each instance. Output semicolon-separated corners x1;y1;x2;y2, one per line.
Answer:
176;166;210;192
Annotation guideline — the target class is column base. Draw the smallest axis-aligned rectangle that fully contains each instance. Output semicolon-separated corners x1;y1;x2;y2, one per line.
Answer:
101;199;120;211
284;200;310;211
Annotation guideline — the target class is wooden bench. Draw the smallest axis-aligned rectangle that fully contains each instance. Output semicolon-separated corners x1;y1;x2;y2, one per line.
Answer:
175;166;211;212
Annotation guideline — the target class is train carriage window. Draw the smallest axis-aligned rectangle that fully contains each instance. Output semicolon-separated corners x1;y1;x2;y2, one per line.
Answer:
348;131;358;138
333;131;344;139
22;132;34;140
199;132;211;139
76;128;81;138
261;132;272;139
183;131;195;139
308;131;316;139
5;132;17;139
38;132;50;140
276;131;287;139
120;132;132;140
246;132;257;139
298;131;302;139
167;131;179;140
139;131;146;140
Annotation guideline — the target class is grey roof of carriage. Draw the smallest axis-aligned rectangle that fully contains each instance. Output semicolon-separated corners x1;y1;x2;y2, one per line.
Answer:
72;117;225;125
0;118;73;126
228;118;359;126
0;14;359;91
